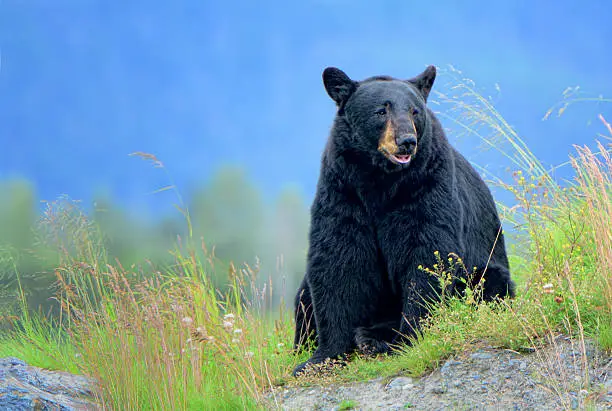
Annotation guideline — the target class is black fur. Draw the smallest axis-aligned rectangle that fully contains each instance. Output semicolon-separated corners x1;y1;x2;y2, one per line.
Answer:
293;65;514;376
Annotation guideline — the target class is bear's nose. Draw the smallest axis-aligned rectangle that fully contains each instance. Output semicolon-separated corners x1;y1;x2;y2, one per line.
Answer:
397;134;417;153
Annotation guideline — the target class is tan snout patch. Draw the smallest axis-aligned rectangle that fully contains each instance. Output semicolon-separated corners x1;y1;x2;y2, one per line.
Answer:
377;115;419;156
378;119;398;156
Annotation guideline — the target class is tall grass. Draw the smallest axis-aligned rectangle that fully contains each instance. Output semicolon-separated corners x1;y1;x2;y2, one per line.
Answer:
572;140;612;310
2;174;301;409
33;195;300;409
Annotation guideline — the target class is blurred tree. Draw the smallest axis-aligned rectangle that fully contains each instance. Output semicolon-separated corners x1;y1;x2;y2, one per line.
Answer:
93;193;142;265
265;185;309;302
0;179;56;316
0;179;36;249
92;193;178;267
189;166;265;282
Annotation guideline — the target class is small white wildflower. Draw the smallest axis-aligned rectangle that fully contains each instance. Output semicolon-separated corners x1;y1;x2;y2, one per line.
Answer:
277;343;285;349
233;328;243;335
181;348;186;353
245;351;254;358
223;313;235;320
542;283;554;294
181;317;194;327
223;321;233;329
232;338;240;343
186;338;192;344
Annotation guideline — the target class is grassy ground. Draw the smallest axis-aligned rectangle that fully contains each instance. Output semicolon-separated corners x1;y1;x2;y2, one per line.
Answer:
1;74;610;409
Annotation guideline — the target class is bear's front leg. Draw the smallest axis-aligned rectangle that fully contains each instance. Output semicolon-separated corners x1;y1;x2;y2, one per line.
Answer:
396;236;462;340
293;211;383;376
380;220;461;345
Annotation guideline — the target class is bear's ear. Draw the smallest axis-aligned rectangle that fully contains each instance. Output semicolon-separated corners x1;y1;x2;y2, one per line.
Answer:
407;65;436;102
323;67;357;106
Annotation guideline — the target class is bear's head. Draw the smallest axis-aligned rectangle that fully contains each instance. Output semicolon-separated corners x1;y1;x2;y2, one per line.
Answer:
323;65;437;171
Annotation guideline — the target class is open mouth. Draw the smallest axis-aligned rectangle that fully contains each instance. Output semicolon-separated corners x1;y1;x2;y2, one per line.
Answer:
390;154;412;164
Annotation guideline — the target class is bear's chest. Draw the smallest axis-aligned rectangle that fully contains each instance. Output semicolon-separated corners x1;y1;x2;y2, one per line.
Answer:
354;176;432;220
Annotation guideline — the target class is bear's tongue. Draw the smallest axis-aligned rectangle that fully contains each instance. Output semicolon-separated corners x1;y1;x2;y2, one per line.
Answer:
392;154;411;164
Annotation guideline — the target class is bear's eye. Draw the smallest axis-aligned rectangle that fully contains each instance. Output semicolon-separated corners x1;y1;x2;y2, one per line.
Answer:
375;108;387;117
411;108;420;116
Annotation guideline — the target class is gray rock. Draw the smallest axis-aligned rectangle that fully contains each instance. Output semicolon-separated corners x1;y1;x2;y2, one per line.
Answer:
430;385;447;394
440;360;462;375
264;337;612;411
387;377;413;390
0;357;97;410
470;352;493;360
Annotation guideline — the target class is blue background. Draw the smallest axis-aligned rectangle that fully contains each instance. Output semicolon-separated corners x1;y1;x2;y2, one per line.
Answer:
1;1;611;217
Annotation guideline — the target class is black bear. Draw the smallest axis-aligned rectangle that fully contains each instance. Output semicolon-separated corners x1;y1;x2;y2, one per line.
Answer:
293;65;515;376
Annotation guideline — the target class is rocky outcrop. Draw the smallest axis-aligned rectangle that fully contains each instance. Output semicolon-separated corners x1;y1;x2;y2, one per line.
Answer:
0;357;97;410
268;337;612;410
